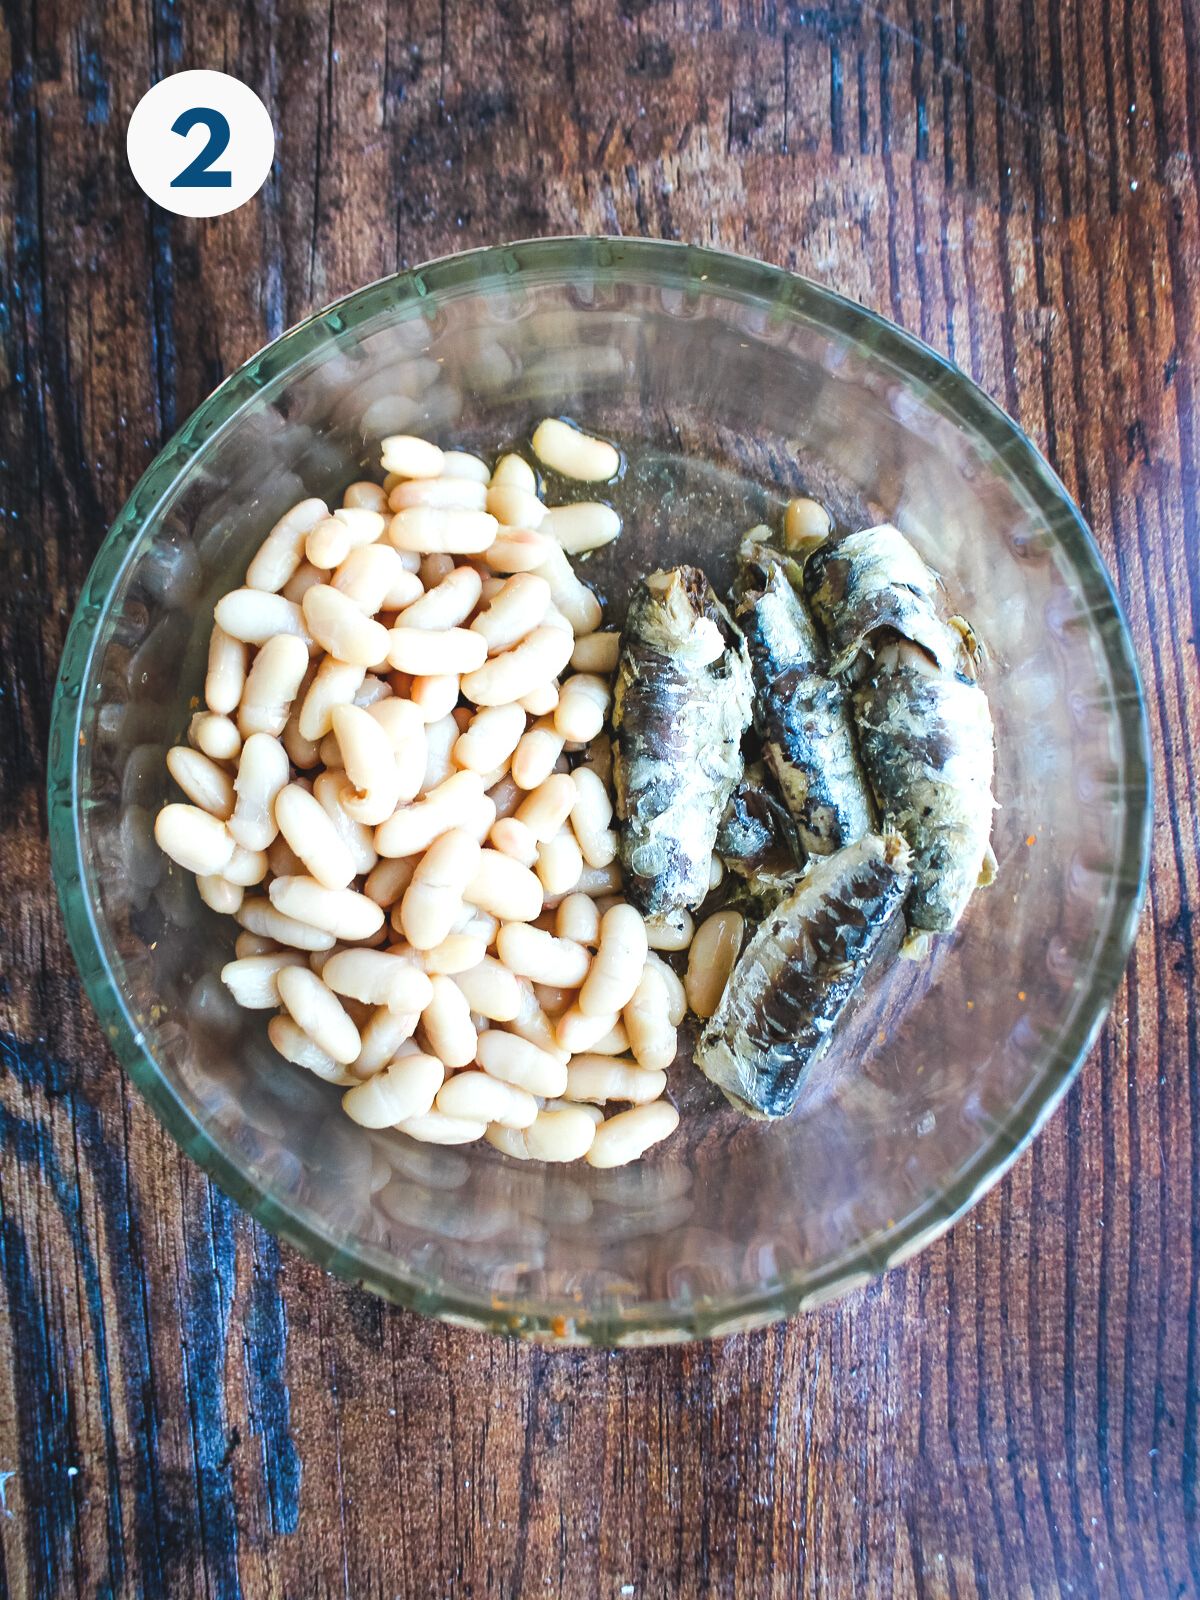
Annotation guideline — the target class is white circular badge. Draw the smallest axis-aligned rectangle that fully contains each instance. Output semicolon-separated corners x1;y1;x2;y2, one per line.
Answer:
127;70;274;218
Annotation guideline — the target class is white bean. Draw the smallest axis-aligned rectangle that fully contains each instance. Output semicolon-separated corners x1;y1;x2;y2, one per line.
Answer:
313;769;378;875
394;565;482;631
220;952;307;1009
235;931;277;958
197;874;243;914
586;1100;679;1167
224;843;269;886
166;746;234;819
268;876;386;941
303;585;391;666
476;1029;568;1098
205;626;248;715
390;477;488;512
440;450;490;483
463;849;543;922
643;907;695;952
554;1004;619;1053
396;1111;486;1145
189;711;242;762
236;897;335;951
277;966;361;1063
298;657;366;740
421;974;478;1068
353;1005;420;1075
306;507;387;569
421;932;488;975
569;632;619;674
587;1020;631;1056
332;544;423;614
568;767;617;868
454;703;526;775
437;1071;536;1128
364;855;415;908
342;481;389;513
322;949;433;1011
582;733;612;786
685;909;745;1019
555;893;600;946
246;497;329;592
470;574;552;654
508;980;568;1060
343;1052;444;1126
535;831;583;897
579;903;647;1017
267;834;305;879
496;924;590;987
228;734;289;851
375;770;485;858
274;783;356;889
330;704;402;825
485;528;558;573
783;495;832;552
525;1106;598;1162
565;1056;668;1106
214;589;311;647
387;626;487;677
554;675;610;743
388;506;497;554
281;560;329;606
418;553;456;588
400;829;481;949
453;957;522;1021
238;633;310;738
491;453;537;492
511;717;565;790
624;964;678;1071
489;816;538;867
514;772;575;841
709;853;725;891
411;674;461;724
419;713;460;793
530;418;620;482
487;775;523;820
531;543;602;634
542;501;622;554
268;1014;352;1083
460;626;573;708
485;483;547;529
518;680;559;717
380;435;445;479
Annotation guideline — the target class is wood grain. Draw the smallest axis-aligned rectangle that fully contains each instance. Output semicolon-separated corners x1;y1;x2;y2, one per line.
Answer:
2;0;1198;1594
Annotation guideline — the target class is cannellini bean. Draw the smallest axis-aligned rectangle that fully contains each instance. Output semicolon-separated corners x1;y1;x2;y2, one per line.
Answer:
353;1005;420;1074
685;910;744;1019
267;834;305;879
418;553;456;588
387;626;487;677
396;1111;486;1145
508;980;568;1060
419;714;460;793
643;952;686;1026
274;783;356;889
316;731;341;768
411;674;460;724
197;874;242;914
276;966;361;1064
269;876;386;941
246;497;329;592
363;701;425;804
388;506;497;554
440;450;490;483
490;816;538;866
575;860;623;897
519;680;559;716
214;589;311;647
511;717;565;790
166;746;235;819
533;981;571;1015
380;435;445;479
582;733;612;786
312;769;378;874
390;476;488;512
555;893;600;946
488;775;523;820
422;932;487;975
332;544;422;614
437;1071;536;1128
395;565;482;631
555;1004;620;1053
238;633;310;738
783;495;832;552
554;675;610;742
531;418;620;482
643;907;695;952
322;949;433;1011
485;482;547;529
376;770;485;857
364;855;415;908
579;903;647;1016
565;1056;667;1106
463;849;543;922
268;1014;351;1084
220;952;307;1008
343;1051;444;1127
586;1100;678;1167
709;853;724;891
298;657;366;740
470;573;552;654
461;625;574;708
281;561;327;605
568;767;617;868
514;773;575;841
542;501;622;555
536;831;583;897
421;974;477;1067
228;734;289;850
453;956;522;1021
303;585;391;666
624;965;678;1070
454;703;526;775
491;453;537;492
330;704;402;825
205;625;247;714
476;1029;568;1098
569;632;619;673
189;711;242;762
527;1106;599;1161
236;897;335;951
224;843;269;886
588;1020;631;1055
532;544;602;634
485;528;558;573
305;507;387;569
342;481;389;514
400;829;481;949
496;923;590;987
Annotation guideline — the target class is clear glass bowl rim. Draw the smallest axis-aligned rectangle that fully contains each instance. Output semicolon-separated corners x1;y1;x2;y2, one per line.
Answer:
47;236;1153;1343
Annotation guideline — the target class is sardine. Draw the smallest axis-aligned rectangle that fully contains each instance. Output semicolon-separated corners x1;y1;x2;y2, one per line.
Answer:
717;761;805;910
613;566;753;914
734;536;875;856
695;832;912;1118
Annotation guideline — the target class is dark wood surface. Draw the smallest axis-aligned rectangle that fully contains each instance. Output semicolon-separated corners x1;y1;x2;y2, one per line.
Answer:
2;0;1197;1594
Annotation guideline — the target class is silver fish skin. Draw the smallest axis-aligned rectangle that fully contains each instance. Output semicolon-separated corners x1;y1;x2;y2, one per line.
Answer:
613;566;753;915
695;832;912;1119
735;537;875;857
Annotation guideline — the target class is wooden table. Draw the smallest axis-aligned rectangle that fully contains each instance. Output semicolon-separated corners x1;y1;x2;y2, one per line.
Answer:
1;0;1195;1594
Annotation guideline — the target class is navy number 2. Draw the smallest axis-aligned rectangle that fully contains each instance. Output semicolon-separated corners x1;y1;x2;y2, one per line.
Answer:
169;107;232;188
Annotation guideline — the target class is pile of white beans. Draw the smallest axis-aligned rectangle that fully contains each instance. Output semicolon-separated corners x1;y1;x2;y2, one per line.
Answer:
155;419;738;1169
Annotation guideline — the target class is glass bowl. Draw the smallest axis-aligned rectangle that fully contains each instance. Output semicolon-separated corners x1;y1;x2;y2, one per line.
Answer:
48;238;1151;1345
